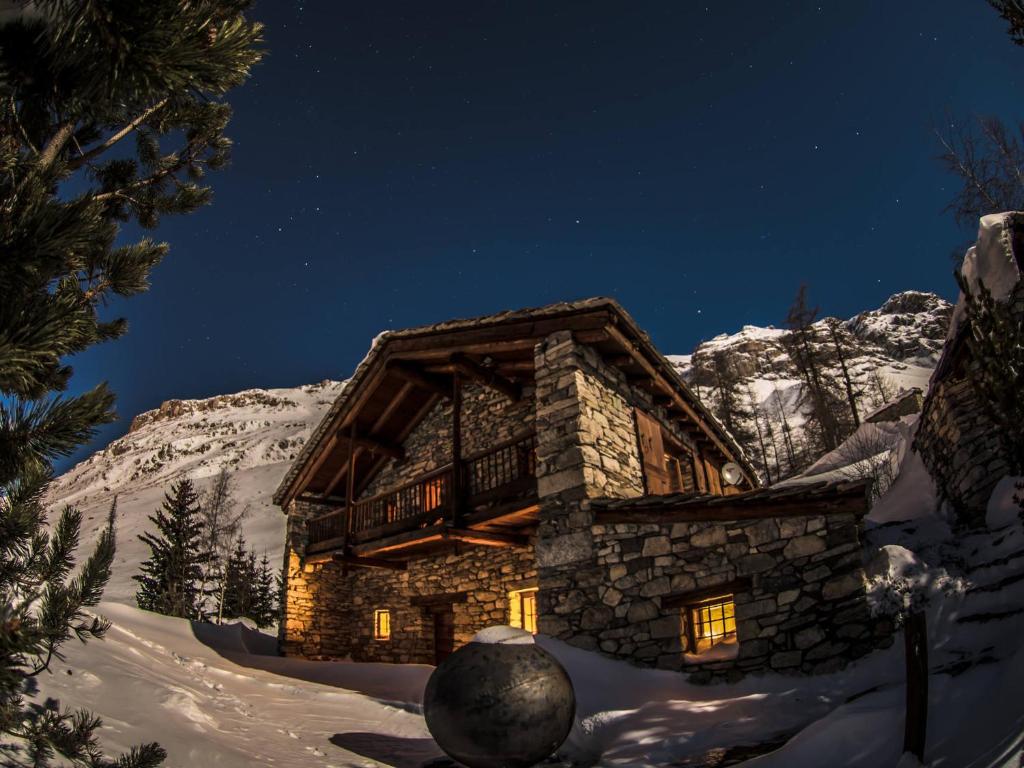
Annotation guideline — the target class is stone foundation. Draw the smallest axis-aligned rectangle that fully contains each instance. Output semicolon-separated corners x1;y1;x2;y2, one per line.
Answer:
282;536;537;662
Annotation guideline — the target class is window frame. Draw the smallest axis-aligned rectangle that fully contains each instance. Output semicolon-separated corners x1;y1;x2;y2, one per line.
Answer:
508;586;539;634
684;594;737;655
373;608;391;641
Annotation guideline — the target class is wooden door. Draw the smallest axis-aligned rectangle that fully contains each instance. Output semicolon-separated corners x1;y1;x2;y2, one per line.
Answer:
430;606;455;665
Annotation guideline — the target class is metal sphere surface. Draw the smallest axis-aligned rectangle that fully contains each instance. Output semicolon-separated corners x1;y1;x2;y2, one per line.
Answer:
423;637;576;768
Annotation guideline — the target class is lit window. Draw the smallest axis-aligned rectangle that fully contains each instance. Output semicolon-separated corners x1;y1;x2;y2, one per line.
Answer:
686;595;736;654
374;609;391;641
508;588;539;634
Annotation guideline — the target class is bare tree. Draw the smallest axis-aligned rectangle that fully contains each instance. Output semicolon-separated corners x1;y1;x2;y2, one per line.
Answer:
936;115;1024;227
837;428;900;503
198;466;249;623
745;385;773;485
771;383;799;475
825;318;862;429
785;286;846;453
867;369;897;410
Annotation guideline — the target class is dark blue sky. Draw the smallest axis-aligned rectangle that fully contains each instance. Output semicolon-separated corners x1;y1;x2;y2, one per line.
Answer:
65;1;1022;469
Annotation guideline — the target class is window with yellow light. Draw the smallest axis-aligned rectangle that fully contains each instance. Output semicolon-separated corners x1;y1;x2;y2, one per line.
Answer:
373;608;391;641
507;587;539;634
686;594;736;654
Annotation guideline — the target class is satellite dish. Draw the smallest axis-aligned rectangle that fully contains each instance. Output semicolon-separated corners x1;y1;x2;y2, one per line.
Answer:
721;462;743;486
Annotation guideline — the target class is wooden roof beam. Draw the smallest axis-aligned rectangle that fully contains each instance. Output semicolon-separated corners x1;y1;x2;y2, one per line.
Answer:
333;553;406;571
351;435;404;460
443;527;529;548
387;360;452;397
323;446;362;498
450;352;522;401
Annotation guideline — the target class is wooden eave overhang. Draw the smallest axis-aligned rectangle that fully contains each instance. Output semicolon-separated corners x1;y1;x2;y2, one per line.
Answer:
274;297;759;510
591;479;871;524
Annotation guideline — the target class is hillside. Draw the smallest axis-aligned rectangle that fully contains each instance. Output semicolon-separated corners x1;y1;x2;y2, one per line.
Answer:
45;380;346;603
45;291;951;603
669;290;953;481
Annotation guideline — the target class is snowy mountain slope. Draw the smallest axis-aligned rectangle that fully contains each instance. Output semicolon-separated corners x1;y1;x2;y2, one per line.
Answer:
669;290;952;480
44;380;345;603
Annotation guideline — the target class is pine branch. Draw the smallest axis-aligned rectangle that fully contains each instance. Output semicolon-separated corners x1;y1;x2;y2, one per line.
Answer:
68;98;170;171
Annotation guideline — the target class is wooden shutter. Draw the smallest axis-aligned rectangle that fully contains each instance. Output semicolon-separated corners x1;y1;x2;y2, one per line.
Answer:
635;409;671;495
693;452;708;493
704;459;722;495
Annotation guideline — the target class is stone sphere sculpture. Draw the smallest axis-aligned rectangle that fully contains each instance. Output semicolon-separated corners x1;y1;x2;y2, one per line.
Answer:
423;626;576;768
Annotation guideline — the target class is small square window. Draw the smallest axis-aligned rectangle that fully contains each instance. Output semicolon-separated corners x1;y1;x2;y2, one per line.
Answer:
508;588;539;634
374;609;391;641
685;595;736;654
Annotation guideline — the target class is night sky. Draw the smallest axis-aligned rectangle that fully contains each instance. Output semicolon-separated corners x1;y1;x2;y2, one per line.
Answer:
64;1;1023;469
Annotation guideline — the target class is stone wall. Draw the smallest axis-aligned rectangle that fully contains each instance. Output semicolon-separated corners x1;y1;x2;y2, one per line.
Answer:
533;330;698;648
361;382;535;499
915;282;1024;526
281;532;537;661
588;511;881;682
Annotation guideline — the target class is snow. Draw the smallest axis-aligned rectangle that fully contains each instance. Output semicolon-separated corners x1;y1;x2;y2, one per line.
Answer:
471;626;534;645
961;213;1022;304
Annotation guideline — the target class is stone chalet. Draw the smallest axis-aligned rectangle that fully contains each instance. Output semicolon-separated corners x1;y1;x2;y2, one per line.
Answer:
274;298;880;681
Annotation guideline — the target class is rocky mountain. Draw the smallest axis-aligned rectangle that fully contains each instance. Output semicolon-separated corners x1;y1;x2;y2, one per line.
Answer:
668;290;953;481
45;290;952;603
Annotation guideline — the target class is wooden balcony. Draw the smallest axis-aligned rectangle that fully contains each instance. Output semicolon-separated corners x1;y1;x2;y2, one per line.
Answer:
305;431;538;559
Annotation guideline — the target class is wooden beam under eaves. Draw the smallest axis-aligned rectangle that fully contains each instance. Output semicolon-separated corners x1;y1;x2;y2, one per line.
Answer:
351;435;404;460
387;360;452;397
332;553;406;571
449;352;522;401
442;527;529;548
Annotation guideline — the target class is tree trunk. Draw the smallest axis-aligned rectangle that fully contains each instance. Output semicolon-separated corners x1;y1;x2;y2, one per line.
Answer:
828;321;861;428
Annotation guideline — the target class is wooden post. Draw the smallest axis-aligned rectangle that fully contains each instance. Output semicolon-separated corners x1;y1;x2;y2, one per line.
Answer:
903;610;928;763
343;421;356;555
450;371;462;524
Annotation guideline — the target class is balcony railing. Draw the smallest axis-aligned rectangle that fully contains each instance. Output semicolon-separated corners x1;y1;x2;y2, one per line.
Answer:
306;430;536;549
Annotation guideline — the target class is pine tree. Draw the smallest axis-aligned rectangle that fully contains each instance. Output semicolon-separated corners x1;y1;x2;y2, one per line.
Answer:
134;479;208;620
221;536;251;621
0;3;259;762
251;554;278;629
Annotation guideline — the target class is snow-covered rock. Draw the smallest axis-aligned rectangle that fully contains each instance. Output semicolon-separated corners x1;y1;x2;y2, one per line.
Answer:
671;290;952;480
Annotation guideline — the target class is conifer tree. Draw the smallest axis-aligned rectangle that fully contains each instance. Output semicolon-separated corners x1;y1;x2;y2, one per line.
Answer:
252;554;278;629
134;479;208;620
0;2;259;762
221;536;252;621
